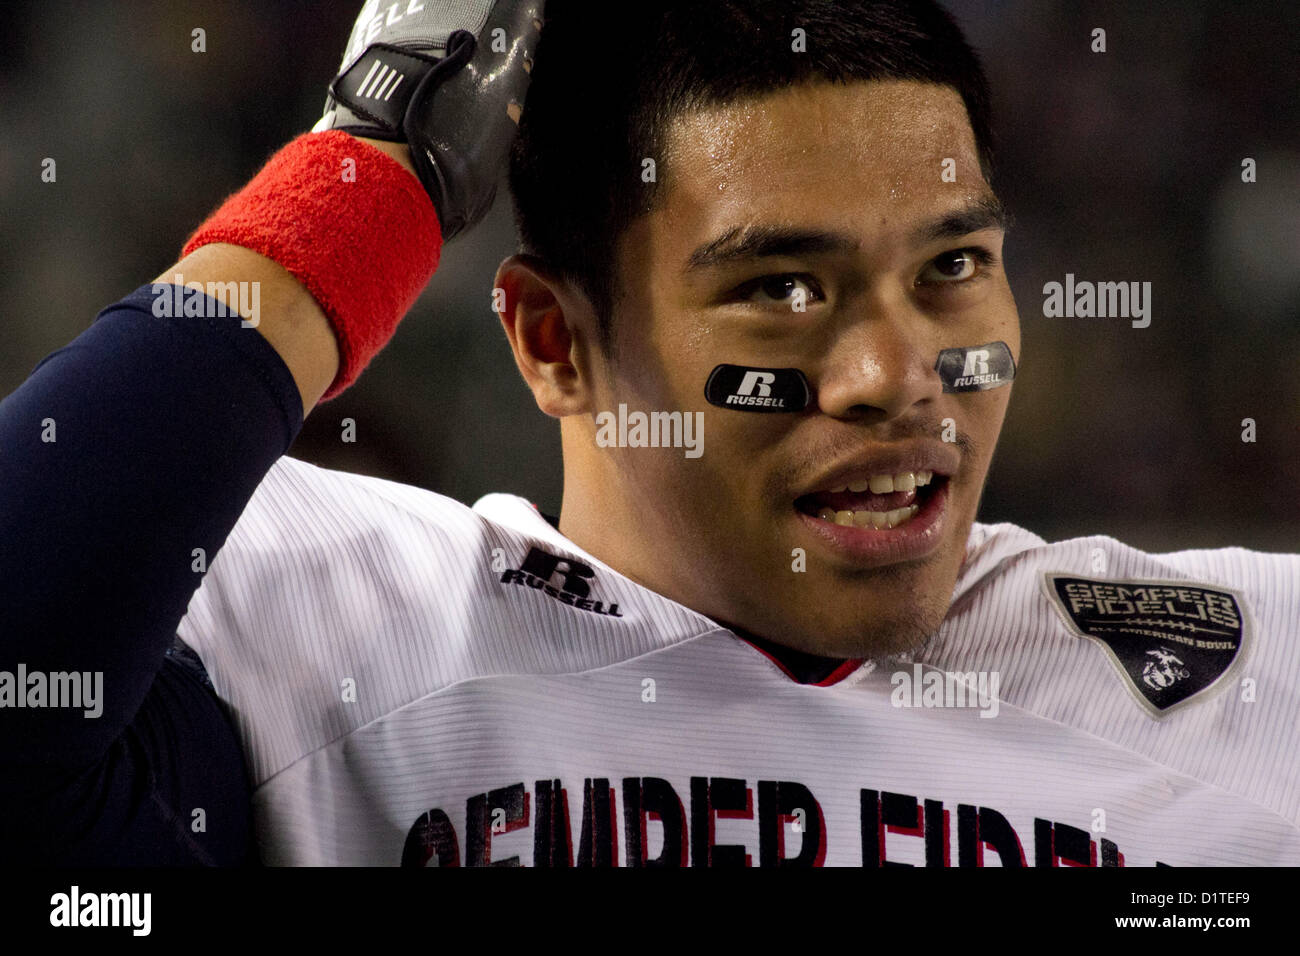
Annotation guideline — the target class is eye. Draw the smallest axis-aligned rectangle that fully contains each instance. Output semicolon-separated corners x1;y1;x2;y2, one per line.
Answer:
735;273;824;307
917;248;995;286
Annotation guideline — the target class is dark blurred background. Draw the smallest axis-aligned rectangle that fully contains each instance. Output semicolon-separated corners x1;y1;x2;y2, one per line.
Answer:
2;1;1297;552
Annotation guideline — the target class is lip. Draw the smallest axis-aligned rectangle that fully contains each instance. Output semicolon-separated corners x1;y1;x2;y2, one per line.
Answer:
794;475;951;568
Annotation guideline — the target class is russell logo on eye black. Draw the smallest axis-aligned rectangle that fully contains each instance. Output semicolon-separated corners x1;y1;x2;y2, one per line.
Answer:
704;365;812;412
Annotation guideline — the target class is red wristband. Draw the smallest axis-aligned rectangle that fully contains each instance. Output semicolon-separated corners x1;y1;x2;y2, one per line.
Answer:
182;130;442;401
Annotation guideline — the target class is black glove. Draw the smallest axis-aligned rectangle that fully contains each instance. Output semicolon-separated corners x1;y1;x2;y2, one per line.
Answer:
314;0;545;240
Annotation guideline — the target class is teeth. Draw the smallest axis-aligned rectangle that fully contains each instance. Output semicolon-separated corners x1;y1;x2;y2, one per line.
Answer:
885;506;913;527
812;503;920;529
824;470;939;496
868;474;894;494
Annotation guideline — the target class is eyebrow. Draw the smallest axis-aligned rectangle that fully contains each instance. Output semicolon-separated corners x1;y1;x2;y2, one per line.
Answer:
684;225;858;272
682;194;1009;273
910;194;1008;246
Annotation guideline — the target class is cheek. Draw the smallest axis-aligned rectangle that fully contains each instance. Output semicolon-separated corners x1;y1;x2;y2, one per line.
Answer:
983;388;1014;442
614;335;725;439
683;321;715;353
607;307;712;406
631;410;784;534
992;284;1022;355
952;388;1012;491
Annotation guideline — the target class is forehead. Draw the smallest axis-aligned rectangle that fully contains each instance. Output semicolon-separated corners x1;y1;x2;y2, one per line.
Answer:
655;79;985;249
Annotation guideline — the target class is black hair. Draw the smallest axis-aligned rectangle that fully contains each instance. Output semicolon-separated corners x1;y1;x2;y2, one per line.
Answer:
508;0;994;351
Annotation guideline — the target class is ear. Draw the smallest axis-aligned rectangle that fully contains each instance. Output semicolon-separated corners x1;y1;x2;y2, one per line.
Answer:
493;254;596;418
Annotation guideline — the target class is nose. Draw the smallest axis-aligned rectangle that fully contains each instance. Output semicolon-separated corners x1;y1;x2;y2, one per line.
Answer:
814;298;941;422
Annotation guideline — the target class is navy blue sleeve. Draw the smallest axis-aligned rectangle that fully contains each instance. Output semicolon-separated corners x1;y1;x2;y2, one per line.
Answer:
0;284;306;864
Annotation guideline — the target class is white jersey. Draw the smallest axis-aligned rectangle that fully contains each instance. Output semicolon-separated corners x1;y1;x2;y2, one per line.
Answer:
177;455;1300;866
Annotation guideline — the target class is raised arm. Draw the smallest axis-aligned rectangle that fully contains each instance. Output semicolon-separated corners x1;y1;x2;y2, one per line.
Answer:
0;0;543;863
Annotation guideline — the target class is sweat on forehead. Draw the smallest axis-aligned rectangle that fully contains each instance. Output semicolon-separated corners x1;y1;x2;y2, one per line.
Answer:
644;84;992;279
660;80;985;199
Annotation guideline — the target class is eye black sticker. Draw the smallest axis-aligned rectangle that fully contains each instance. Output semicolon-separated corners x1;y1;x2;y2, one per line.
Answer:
935;341;1016;392
704;365;811;412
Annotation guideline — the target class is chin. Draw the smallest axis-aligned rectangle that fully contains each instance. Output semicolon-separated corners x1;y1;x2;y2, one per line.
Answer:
752;588;947;661
762;558;957;660
819;612;944;661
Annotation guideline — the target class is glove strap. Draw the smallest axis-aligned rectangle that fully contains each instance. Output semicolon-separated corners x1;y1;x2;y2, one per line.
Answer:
182;131;443;401
327;33;477;230
329;43;443;138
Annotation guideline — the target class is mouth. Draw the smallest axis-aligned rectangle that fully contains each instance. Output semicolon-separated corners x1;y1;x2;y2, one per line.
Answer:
795;469;945;529
793;468;953;566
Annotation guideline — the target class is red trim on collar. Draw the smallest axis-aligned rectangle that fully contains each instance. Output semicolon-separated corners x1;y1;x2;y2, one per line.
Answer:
812;659;864;687
735;634;862;687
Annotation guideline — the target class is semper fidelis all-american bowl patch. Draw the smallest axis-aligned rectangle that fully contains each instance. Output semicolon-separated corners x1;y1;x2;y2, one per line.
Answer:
1042;574;1251;719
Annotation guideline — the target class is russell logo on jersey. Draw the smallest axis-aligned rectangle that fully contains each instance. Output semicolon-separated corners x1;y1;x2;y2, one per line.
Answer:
499;546;624;617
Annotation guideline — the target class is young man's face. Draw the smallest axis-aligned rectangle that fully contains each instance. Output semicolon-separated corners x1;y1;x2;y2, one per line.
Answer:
558;79;1018;659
